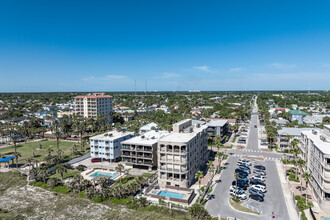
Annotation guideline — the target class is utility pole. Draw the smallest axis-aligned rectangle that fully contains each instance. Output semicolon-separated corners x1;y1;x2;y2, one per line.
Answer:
134;79;137;96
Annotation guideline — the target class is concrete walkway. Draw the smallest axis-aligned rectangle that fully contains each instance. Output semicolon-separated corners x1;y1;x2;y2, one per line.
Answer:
276;160;299;220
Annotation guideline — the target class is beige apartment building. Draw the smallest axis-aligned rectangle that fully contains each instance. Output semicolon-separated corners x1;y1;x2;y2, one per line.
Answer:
157;119;208;188
74;92;113;122
121;130;170;170
300;125;330;210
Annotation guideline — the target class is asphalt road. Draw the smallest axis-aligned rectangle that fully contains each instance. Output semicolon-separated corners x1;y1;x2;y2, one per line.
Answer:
206;156;290;220
206;97;290;219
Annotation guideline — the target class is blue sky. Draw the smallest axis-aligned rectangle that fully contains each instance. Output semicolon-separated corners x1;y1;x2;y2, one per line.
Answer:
1;0;330;92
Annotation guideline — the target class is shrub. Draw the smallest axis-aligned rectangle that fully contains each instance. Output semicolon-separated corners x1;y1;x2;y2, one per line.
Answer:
295;195;313;211
78;190;85;198
76;165;86;172
108;197;131;205
31;181;49;189
93;197;105;203
188;203;210;219
232;198;240;203
51;186;69;194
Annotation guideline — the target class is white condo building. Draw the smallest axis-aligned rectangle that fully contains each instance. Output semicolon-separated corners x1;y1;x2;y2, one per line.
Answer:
157;119;208;188
74;92;113;123
300;125;330;210
90;131;135;162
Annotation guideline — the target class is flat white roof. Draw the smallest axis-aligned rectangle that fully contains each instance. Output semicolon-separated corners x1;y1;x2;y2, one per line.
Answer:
90;130;134;141
206;120;228;127
277;127;316;136
159;125;208;143
302;130;330;155
121;130;170;146
140;122;158;130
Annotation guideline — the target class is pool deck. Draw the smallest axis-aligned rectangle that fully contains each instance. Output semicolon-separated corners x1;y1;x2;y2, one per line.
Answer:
148;187;195;205
81;168;123;181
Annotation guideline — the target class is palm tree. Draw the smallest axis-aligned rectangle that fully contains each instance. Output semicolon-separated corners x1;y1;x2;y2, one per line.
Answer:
302;172;312;206
234;172;239;199
73;117;87;151
71;144;78;154
297;158;306;193
195;170;204;194
55;164;67;180
215;135;222;152
13;152;22;168
51;120;63;152
291;147;301;179
26;157;33;171
215;152;224;170
206;160;214;175
10;133;20;154
115;163;125;183
39;169;48;183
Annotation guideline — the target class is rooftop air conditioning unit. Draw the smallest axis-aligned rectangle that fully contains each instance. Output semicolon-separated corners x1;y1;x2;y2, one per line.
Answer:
312;130;317;135
151;136;155;139
141;135;145;139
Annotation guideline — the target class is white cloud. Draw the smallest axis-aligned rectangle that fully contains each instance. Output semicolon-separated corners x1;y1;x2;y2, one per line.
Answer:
105;74;127;79
155;72;180;79
193;66;213;72
229;67;243;72
82;74;127;81
270;62;296;69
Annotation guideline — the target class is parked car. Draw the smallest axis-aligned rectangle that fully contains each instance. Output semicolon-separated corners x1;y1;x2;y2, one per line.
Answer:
230;186;244;195
232;181;248;190
253;169;266;176
254;165;266;170
252;185;267;193
249;193;264;202
237;173;248;179
237;177;249;182
91;158;102;163
230;191;247;200
251;175;266;182
239;166;251;174
250;179;266;186
235;168;248;176
249;188;264;197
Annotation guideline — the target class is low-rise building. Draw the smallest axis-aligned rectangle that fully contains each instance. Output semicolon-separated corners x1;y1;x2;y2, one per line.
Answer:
277;127;317;150
157;119;208;188
206;119;229;138
300;125;330;211
121;130;170;170
90;131;134;162
288;110;308;124
139;122;158;134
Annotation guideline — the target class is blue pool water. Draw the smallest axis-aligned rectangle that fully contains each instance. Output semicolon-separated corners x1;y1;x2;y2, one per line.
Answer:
90;172;118;179
322;217;330;220
153;190;185;199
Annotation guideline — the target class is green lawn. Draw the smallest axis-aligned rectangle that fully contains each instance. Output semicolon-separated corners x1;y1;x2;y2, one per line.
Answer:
0;140;78;163
49;170;81;180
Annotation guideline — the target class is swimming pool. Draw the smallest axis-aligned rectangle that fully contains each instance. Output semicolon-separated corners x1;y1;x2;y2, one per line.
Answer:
90;172;118;179
153;190;185;199
322;217;330;220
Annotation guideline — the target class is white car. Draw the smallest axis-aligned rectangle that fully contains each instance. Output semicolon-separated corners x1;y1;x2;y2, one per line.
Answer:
238;159;251;166
252;185;267;193
230;191;247;200
251;175;266;182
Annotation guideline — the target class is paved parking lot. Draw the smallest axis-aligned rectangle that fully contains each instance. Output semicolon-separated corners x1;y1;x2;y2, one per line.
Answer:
206;156;290;220
72;158;155;176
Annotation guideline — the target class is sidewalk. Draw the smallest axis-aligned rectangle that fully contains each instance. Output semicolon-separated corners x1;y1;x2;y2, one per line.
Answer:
276;160;299;220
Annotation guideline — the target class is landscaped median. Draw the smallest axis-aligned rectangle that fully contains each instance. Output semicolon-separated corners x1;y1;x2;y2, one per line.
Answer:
228;198;259;215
